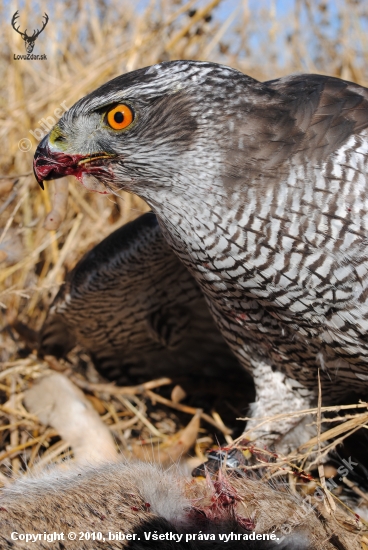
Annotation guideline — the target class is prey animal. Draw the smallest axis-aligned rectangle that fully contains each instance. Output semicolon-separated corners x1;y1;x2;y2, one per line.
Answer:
0;461;326;550
34;61;368;447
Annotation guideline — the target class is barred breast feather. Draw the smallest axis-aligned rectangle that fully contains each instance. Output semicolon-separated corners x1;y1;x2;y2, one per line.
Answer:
39;212;240;384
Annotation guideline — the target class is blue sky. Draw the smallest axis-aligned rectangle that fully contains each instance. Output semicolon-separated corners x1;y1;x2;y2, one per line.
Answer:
4;0;366;74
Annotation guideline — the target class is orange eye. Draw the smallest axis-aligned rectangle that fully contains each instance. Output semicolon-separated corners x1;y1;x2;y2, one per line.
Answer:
106;104;134;130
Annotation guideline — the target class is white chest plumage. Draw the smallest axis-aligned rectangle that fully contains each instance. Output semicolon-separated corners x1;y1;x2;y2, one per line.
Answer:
154;130;368;399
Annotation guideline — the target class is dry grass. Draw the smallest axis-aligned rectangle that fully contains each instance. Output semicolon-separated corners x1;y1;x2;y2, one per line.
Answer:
1;0;368;327
1;2;368;544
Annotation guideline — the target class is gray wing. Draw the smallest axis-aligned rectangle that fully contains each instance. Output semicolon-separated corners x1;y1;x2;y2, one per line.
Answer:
210;74;368;397
39;212;239;382
264;73;368;162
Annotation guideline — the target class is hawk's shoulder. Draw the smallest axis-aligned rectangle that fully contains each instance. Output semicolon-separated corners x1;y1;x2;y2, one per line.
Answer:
264;74;368;161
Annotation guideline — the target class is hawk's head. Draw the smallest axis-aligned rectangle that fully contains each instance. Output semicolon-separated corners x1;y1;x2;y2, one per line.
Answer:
33;61;258;199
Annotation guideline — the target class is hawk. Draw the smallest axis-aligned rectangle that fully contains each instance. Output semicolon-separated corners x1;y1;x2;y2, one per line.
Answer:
40;212;240;385
34;61;368;447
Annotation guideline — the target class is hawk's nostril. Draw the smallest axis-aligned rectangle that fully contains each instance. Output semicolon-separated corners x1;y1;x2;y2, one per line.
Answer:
54;135;66;144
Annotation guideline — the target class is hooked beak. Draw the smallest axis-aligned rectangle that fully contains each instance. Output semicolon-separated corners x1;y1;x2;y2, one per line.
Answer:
33;135;116;190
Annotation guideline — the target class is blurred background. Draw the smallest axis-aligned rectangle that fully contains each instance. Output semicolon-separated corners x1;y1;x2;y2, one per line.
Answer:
0;0;368;480
1;0;368;333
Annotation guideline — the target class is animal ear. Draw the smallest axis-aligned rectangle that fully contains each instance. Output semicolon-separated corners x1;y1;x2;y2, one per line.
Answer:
146;307;191;350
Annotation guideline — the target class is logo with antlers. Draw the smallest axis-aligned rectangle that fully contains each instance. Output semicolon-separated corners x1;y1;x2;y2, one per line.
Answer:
11;10;49;54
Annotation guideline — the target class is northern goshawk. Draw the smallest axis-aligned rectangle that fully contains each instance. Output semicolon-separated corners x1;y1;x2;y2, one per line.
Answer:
33;61;368;447
40;212;240;385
